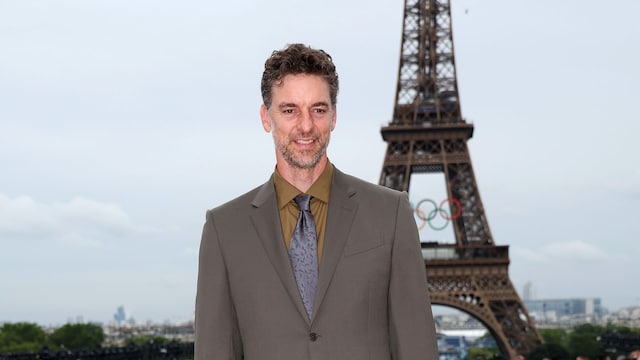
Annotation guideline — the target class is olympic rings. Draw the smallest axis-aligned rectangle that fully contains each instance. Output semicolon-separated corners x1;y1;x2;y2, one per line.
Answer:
427;208;449;231
415;208;428;230
415;199;438;222
413;197;462;231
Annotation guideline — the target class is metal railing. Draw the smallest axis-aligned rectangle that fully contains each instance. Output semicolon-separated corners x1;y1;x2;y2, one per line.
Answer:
0;341;194;360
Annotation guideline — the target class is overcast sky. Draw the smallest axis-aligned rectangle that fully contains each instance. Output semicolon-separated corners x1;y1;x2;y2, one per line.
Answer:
1;0;639;326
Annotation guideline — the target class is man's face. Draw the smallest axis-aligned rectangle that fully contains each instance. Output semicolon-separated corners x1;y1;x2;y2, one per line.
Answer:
260;74;336;171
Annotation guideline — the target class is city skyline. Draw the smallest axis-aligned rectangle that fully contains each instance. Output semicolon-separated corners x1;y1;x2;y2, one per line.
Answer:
1;0;639;325
4;294;636;328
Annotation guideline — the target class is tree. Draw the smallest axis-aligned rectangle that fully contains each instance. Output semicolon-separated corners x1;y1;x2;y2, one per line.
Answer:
124;336;170;346
528;342;571;360
466;346;498;360
540;328;569;347
568;324;604;359
49;323;104;350
0;322;47;353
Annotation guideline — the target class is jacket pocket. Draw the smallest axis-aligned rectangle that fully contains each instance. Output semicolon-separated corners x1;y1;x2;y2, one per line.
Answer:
343;237;386;257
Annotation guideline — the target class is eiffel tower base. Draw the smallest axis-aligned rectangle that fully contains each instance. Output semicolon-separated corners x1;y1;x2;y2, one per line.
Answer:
423;244;541;358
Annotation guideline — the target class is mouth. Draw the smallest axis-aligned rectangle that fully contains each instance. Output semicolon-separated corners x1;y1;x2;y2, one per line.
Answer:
295;139;315;145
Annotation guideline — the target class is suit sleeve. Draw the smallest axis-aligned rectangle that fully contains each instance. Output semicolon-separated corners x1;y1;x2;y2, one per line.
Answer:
388;193;439;359
195;210;243;360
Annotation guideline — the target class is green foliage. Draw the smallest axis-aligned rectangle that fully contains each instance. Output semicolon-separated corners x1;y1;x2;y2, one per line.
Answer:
0;322;47;353
466;346;498;359
568;324;604;359
603;323;640;335
540;328;569;347
528;342;571;360
124;336;170;346
49;323;104;350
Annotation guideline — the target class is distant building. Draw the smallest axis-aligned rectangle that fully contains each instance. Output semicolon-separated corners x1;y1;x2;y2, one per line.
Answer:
524;298;603;321
437;333;468;359
601;306;640;329
114;305;127;324
522;281;536;301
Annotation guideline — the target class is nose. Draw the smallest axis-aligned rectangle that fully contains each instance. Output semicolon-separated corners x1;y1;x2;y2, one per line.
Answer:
297;109;314;133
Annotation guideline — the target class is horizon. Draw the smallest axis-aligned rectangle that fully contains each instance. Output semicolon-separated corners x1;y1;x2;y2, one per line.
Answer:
4;295;639;328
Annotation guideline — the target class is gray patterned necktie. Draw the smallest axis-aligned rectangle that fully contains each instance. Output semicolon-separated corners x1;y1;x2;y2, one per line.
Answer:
289;194;319;319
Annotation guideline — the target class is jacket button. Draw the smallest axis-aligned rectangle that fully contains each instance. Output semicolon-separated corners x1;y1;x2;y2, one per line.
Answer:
309;332;318;341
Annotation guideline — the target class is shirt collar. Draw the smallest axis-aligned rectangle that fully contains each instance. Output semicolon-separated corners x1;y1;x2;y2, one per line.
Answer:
274;162;334;209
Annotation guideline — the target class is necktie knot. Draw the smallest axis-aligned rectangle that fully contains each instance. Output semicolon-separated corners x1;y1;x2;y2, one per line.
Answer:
294;194;312;212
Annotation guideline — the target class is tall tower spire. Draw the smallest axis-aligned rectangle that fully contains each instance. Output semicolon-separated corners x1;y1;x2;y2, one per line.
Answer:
392;0;462;126
379;0;543;357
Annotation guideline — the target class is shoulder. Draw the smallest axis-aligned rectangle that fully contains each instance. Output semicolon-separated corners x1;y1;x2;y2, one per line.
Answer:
206;178;273;219
332;168;409;216
334;167;406;201
331;168;414;236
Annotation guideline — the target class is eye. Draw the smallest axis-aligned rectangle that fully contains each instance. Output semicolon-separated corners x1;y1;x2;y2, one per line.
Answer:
313;108;327;113
283;109;295;114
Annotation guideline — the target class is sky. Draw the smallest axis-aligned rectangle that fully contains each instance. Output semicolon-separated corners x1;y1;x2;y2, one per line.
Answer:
1;0;639;326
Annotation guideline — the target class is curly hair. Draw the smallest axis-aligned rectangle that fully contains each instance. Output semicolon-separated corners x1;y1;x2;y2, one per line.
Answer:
261;43;339;109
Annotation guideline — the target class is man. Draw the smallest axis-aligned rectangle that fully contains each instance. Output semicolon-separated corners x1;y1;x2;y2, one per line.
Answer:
195;43;438;359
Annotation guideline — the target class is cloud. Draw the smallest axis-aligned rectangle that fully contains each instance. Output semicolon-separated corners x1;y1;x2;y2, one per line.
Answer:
512;240;624;263
510;240;636;309
543;241;609;261
0;193;135;244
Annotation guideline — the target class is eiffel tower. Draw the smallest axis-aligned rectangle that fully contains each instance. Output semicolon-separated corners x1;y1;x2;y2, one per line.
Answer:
378;0;543;357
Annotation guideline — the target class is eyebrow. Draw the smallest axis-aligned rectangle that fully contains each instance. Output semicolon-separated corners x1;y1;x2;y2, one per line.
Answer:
312;101;330;108
277;102;297;109
276;101;330;109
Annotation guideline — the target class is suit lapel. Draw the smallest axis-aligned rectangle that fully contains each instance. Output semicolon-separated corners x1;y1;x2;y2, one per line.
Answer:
311;169;357;323
250;177;311;322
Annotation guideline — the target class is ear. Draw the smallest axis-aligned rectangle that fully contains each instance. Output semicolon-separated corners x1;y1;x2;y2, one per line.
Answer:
330;105;337;131
260;104;271;132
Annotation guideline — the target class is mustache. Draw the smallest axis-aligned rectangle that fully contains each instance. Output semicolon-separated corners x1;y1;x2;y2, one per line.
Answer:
290;132;319;140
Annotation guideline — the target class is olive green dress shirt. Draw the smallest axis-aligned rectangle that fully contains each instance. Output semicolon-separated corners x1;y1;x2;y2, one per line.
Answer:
273;162;333;262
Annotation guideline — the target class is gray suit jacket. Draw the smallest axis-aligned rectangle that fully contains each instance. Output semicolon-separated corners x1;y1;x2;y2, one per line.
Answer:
195;168;437;360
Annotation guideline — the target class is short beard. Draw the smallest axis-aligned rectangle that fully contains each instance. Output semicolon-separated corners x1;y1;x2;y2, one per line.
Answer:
276;134;330;170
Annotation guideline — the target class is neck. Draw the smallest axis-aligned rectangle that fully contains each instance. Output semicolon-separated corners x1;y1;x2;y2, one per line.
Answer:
276;157;328;193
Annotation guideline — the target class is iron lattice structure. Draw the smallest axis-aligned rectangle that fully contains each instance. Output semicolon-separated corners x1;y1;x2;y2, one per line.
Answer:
379;0;543;357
